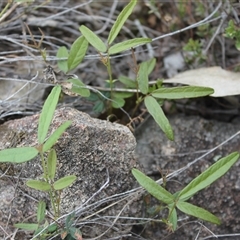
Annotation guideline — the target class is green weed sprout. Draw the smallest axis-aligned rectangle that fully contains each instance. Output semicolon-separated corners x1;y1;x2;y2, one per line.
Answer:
56;0;214;141
0;86;79;239
183;38;207;66
225;19;240;51
132;152;239;231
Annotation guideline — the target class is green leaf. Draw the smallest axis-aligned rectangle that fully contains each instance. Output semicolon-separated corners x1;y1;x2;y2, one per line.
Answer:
57;46;68;73
47;149;57;180
176;201;221;225
26;180;51;191
146;58;156;75
236;40;240;51
178;152;239;201
46;223;58;233
109;38;151;54
67;78;90;97
137;61;149;94
66;213;75;228
132;168;174;204
152;86;214;99
111;96;125;108
93;101;105;113
14;223;39;231
144;96;174;140
118;75;136;88
33;226;44;236
43;121;72;152
225;20;236;39
108;0;137;45
0;147;38;163
53;175;77;190
68;36;88;71
37;201;46;223
38;86;61;144
69;227;82;240
112;91;134;99
168;207;177;231
87;92;100;101
79;25;106;52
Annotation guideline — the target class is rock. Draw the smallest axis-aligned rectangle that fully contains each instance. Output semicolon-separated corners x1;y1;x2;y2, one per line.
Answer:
134;114;240;239
0;107;139;239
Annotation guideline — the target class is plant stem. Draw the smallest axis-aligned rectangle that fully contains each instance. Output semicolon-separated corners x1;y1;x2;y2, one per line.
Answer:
40;151;58;218
49;187;58;218
106;50;113;113
0;1;11;18
40;151;48;180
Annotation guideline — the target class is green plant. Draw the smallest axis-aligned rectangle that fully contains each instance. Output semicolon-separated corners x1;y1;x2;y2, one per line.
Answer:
60;213;82;240
14;201;58;240
0;85;79;239
56;0;214;140
225;19;240;50
132;152;239;231
183;38;207;66
145;0;160;18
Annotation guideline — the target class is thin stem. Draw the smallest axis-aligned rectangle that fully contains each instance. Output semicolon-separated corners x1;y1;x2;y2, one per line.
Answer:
131;48;140;101
0;1;12;19
49;186;58;218
106;53;113;91
39;150;58;218
106;50;114;113
40;151;47;180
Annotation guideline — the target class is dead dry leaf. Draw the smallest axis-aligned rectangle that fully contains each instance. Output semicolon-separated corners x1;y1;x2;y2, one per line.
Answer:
163;67;240;97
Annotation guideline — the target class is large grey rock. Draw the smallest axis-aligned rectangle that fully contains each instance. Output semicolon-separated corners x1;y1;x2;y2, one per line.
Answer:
0;107;138;239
